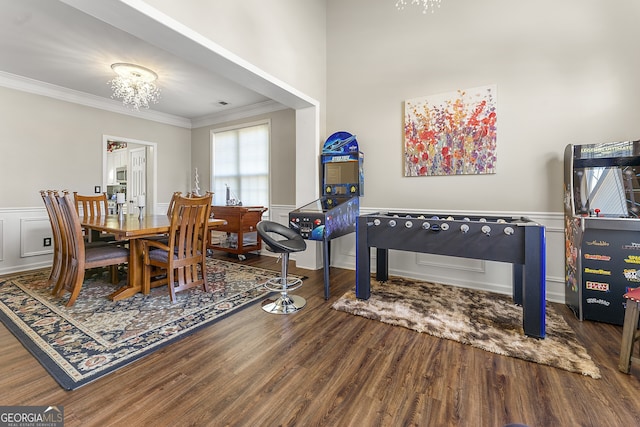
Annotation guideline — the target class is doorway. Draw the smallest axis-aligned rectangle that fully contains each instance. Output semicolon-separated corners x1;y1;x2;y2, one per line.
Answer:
102;135;157;214
128;147;147;214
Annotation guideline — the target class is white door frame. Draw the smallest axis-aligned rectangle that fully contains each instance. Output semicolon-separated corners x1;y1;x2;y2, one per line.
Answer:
102;134;158;214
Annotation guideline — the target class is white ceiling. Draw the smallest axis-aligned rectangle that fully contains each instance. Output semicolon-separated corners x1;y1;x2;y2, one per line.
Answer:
0;0;290;127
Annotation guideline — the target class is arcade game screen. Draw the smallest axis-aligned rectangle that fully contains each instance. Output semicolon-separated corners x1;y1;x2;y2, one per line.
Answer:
573;165;640;218
324;163;358;195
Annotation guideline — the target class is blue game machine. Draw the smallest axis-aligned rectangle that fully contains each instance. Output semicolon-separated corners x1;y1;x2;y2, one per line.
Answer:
289;131;364;299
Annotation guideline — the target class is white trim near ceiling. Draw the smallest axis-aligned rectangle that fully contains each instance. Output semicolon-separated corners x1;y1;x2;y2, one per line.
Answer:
0;70;192;128
0;71;290;130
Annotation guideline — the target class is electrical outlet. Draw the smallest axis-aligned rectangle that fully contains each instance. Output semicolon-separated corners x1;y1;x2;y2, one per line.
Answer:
43;237;52;247
94;185;101;193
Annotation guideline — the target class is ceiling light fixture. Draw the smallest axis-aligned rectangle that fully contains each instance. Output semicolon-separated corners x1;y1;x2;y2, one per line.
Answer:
395;0;442;14
109;63;161;111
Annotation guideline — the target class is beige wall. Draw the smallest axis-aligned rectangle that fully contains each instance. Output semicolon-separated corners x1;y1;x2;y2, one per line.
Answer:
0;86;192;208
326;0;640;214
191;109;296;205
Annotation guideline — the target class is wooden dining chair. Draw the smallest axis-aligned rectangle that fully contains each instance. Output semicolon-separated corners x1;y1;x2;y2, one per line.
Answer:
40;190;64;291
55;192;129;307
73;192;115;242
142;192;183;248
141;193;212;302
47;191;74;297
167;191;182;217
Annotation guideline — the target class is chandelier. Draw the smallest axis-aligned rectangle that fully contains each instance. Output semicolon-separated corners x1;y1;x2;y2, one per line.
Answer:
395;0;442;14
108;63;161;111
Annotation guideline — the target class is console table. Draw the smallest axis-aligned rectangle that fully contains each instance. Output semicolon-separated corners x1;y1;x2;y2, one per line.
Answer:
208;206;268;260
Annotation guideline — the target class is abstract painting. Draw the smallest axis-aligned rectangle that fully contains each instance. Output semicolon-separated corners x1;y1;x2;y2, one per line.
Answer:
403;85;497;176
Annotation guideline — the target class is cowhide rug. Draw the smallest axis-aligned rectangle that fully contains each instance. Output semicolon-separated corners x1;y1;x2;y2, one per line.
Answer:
332;276;601;378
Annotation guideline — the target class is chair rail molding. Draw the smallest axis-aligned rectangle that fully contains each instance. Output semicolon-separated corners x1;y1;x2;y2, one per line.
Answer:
1;204;567;303
329;208;566;304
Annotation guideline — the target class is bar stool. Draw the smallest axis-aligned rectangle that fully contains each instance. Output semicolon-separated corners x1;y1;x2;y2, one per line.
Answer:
619;287;640;374
257;220;307;314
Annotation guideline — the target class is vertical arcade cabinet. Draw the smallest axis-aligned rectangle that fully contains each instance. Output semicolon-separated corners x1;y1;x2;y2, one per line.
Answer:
564;140;640;325
289;131;364;299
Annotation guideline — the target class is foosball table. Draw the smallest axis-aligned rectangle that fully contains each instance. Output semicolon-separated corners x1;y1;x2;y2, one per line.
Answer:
356;212;546;338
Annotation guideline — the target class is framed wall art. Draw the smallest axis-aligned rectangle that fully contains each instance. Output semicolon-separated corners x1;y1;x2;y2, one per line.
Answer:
403;84;497;176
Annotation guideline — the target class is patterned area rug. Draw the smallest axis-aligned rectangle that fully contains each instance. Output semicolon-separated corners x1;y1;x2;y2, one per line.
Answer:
0;259;289;390
332;276;601;378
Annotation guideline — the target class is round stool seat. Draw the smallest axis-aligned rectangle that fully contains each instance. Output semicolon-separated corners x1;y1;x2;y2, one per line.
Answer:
257;221;306;254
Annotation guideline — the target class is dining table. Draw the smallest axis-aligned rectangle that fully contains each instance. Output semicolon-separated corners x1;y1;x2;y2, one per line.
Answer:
80;213;226;301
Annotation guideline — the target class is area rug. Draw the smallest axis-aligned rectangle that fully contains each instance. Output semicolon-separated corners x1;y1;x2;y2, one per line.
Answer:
332;276;601;378
0;259;292;390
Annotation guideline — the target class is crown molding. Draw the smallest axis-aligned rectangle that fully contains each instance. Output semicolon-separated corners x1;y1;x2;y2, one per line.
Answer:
0;71;192;129
0;71;290;130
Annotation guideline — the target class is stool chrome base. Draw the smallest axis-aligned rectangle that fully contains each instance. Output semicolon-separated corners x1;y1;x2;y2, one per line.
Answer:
262;294;306;314
262;275;305;314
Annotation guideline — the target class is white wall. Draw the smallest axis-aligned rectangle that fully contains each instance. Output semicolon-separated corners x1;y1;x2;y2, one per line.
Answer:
0;87;192;209
142;0;328;138
322;0;640;302
326;0;640;212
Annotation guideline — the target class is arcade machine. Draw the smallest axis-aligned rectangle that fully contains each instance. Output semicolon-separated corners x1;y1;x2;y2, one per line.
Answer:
564;140;640;325
289;131;364;299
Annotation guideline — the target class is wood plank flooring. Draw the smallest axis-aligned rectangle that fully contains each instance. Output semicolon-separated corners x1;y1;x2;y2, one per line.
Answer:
1;253;639;426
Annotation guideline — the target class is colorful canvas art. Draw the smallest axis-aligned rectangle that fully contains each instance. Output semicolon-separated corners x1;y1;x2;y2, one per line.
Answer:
403;85;497;176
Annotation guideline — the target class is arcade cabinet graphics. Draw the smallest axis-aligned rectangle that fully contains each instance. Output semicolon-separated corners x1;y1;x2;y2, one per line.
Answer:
289;131;364;299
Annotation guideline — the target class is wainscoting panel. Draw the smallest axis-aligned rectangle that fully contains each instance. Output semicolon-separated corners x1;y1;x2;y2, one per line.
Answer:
0;208;53;275
21;217;53;257
416;253;486;273
328;208;566;303
1;205;567;303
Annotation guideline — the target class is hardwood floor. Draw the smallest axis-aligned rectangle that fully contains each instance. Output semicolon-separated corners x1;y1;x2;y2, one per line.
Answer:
1;252;639;426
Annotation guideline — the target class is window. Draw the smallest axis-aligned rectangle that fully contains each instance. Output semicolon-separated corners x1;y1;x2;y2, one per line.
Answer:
211;122;269;208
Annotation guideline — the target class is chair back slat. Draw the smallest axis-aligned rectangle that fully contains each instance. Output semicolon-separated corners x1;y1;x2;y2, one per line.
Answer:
73;192;109;217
